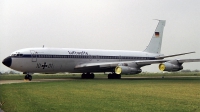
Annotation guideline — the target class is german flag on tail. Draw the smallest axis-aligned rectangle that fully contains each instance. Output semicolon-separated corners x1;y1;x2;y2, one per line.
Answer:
155;32;159;37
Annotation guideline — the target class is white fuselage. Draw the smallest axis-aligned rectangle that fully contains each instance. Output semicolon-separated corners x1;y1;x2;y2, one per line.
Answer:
3;20;166;74
9;48;161;73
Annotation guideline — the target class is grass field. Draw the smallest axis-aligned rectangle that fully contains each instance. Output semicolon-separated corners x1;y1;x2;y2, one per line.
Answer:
0;74;200;112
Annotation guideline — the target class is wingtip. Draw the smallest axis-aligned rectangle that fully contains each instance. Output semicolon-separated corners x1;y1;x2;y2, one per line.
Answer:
187;51;196;54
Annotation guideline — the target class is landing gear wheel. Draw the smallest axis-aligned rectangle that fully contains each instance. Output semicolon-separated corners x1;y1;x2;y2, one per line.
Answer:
116;74;121;79
108;73;112;79
24;75;29;80
81;73;95;79
108;73;121;79
28;75;32;81
24;74;32;81
81;73;86;79
90;73;95;79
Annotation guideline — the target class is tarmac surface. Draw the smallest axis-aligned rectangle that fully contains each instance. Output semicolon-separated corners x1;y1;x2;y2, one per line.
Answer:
0;76;200;85
0;79;76;85
0;108;4;112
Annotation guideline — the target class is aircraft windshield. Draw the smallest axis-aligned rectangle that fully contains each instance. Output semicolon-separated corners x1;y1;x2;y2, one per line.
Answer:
11;53;23;57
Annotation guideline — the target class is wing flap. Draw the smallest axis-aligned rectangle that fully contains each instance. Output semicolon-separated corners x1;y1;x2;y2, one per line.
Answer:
75;62;119;68
135;60;169;65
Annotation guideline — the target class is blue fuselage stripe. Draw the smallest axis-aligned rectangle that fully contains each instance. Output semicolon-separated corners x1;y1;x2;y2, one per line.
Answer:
11;54;156;60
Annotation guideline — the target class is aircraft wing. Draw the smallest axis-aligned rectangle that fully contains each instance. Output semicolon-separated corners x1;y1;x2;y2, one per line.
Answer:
74;59;200;73
176;59;200;63
75;60;165;68
74;51;199;69
155;51;195;59
75;61;128;69
135;59;200;65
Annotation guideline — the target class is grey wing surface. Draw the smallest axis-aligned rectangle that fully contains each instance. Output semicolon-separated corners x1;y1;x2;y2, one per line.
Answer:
74;59;200;73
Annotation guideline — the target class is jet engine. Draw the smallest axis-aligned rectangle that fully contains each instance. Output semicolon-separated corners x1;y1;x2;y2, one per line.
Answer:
115;66;142;74
159;60;183;72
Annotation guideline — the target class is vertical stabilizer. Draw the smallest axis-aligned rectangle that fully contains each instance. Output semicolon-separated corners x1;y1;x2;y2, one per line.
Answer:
144;20;166;54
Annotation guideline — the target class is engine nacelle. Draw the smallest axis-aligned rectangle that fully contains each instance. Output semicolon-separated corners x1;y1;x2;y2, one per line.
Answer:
115;66;142;74
159;62;183;72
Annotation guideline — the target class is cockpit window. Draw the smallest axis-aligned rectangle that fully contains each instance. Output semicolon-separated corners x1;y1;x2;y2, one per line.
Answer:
11;54;17;56
12;54;23;57
17;54;23;56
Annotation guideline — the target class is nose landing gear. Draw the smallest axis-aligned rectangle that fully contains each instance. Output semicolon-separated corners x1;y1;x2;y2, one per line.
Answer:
24;73;32;81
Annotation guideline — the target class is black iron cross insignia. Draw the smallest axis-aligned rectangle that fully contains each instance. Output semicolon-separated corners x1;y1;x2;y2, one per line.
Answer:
41;62;48;69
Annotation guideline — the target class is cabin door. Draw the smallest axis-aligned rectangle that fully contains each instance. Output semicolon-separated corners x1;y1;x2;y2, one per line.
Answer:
119;55;122;61
30;50;37;62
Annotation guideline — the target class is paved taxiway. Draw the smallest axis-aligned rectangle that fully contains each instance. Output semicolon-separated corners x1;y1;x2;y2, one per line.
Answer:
0;79;76;85
0;76;200;85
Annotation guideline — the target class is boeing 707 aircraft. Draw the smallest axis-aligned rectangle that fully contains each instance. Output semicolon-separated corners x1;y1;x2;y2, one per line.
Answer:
2;20;200;80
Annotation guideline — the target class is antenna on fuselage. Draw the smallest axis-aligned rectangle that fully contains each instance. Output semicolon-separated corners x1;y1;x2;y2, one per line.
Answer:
43;45;44;48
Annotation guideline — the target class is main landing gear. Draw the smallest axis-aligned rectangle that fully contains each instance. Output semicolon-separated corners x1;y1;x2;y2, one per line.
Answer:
24;73;32;81
108;73;121;79
81;72;121;79
81;72;95;79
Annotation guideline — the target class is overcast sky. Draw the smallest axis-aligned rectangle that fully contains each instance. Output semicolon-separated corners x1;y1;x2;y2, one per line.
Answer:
0;0;200;73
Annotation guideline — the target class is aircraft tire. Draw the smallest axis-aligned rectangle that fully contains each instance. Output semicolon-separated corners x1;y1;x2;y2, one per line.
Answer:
24;75;29;80
82;73;94;79
24;74;32;81
108;73;121;79
108;73;115;79
90;73;95;79
81;73;86;79
28;75;32;81
116;74;121;79
108;74;112;79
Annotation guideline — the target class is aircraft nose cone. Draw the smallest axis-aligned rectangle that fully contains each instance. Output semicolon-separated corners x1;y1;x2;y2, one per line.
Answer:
2;56;12;67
